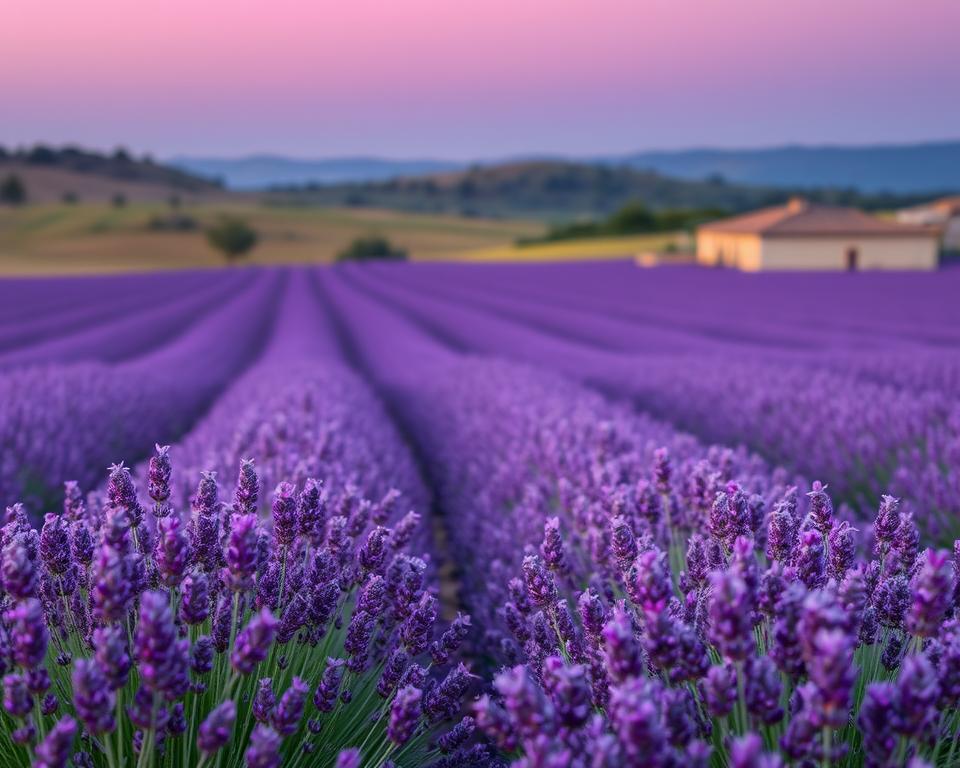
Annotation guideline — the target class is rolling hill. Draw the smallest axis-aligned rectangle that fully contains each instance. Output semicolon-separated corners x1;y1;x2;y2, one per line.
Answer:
262;160;936;220
0;145;226;204
172;140;960;194
616;140;960;193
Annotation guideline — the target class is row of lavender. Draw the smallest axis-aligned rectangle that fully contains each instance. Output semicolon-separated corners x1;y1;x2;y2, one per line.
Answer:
0;270;482;767
343;263;960;541
0;272;281;514
319;268;960;767
2;262;957;767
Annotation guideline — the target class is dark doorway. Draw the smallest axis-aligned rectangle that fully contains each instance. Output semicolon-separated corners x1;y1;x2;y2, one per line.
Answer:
846;247;859;271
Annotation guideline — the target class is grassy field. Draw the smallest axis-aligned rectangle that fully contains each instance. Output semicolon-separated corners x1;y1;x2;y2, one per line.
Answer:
0;201;545;275
456;231;691;262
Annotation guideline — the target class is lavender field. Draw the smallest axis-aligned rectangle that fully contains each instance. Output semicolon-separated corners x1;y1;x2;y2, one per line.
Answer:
1;263;959;768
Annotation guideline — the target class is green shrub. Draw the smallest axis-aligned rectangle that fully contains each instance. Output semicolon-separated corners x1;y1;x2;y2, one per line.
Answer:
336;235;406;263
0;174;27;205
206;216;258;261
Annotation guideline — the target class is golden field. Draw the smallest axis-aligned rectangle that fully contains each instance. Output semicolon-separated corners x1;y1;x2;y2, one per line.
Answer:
0;201;545;275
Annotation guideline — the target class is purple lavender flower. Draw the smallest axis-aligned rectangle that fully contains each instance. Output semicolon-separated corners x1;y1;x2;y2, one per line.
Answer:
602;605;644;682
766;497;799;564
296;478;324;542
180;570;210;625
875;574;910;629
542;656;592;728
72;659;115;734
430;612;471;665
700;663;737;718
795;529;827;590
225;513;260;591
378;648;408;698
896;654;940;740
336;749;361;768
540;516;566;572
314;658;345;712
626;548;672;617
253;678;276;723
93;625;131;690
522;554;557;608
71;521;94;567
608;676;668;760
1;536;37;599
271;482;297;548
33;715;77;768
197;700;236;755
271;677;308;736
136;590;187;699
804;481;834;534
906;548;955;638
154;515;191;588
827;520;856;581
148;444;172;516
494;665;547;740
359;526;389;573
858;682;899;767
107;462;143;526
232;608;279;675
345;610;375;673
399;593;437;657
708;570;753;662
805;628;855;728
245;723;281;768
3;673;32;717
6;597;48;668
234;459;260;517
91;544;135;622
191;636;214;675
729;733;783;768
388;685;423;745
40;693;58;716
577;589;607;642
40;513;72;576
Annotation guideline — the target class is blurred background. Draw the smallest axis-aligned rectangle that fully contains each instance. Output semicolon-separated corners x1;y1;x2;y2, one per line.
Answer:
1;0;958;275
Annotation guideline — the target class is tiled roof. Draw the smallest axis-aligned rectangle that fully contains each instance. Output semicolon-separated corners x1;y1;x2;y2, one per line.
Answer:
700;198;938;238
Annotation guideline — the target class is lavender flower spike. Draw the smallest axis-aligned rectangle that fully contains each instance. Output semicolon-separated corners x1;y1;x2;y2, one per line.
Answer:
245;723;282;768
232;608;279;675
198;700;236;755
388;685;423;746
34;715;77;768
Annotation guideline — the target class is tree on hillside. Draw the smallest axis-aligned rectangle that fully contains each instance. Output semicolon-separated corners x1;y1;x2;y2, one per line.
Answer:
336;235;406;263
206;216;258;262
0;174;26;205
112;193;127;208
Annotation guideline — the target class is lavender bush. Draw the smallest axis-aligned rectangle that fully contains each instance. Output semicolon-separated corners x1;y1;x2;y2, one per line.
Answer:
1;262;958;766
0;447;477;767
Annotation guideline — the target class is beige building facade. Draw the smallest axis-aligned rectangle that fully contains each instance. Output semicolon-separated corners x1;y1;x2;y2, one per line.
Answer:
896;196;960;252
697;199;939;271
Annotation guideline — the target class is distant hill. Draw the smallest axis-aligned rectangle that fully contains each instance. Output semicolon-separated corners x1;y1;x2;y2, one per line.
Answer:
262;160;935;220
612;141;960;193
0;145;225;204
170;154;461;190
173;141;960;194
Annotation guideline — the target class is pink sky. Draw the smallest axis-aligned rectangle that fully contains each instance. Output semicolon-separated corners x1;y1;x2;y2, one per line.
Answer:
1;0;958;157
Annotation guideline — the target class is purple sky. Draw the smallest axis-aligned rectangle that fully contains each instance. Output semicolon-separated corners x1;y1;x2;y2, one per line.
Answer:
2;0;958;158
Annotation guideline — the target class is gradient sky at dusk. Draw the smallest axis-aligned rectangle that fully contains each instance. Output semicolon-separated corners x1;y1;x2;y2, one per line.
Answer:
2;0;958;159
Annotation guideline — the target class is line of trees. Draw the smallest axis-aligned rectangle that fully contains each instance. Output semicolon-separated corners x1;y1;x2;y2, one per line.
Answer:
518;201;727;245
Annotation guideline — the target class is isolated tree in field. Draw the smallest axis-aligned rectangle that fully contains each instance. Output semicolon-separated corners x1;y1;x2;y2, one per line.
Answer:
111;193;127;208
206;216;258;262
336;235;407;262
0;174;26;205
